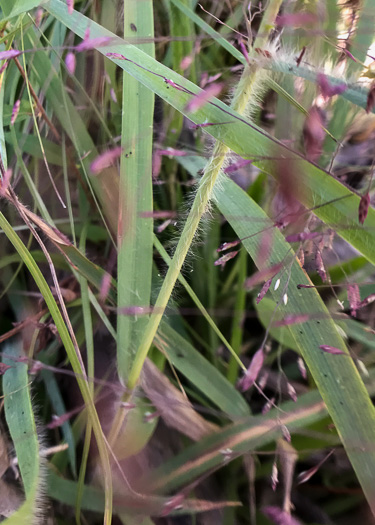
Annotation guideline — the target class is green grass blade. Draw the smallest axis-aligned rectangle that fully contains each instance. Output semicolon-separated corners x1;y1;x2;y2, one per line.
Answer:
213;176;375;515
147;363;375;494
145;391;329;493
166;0;196;141
168;0;196;79
227;248;247;384
178;153;375;513
75;218;95;522
41;369;77;477
153;235;244;372
0;213;113;524
1;0;46;20
156;321;250;419
117;0;155;380
44;1;375;268
2;341;41;522
170;0;244;63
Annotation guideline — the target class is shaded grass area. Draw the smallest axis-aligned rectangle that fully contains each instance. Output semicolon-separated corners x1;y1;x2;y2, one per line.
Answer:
1;1;375;524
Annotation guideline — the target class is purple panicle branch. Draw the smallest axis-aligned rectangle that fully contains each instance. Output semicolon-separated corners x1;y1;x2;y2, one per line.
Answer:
358;193;370;224
317;73;347;99
214;250;239;268
256;278;273;304
319;345;346;355
90;146;123;174
237;348;264;392
185;82;223;113
263;506;302;525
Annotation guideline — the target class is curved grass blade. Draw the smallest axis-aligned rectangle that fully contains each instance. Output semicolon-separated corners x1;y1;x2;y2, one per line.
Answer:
47;465;238;517
146;364;375;497
144;391;329;493
44;0;375;268
179;153;375;513
0;213;113;524
213;176;375;516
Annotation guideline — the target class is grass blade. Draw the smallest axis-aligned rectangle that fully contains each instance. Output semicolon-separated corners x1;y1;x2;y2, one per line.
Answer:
178;153;375;514
44;0;375;268
0;213;113;524
145;391;329;493
2;342;42;522
157;321;250;419
117;0;155;381
213;176;375;516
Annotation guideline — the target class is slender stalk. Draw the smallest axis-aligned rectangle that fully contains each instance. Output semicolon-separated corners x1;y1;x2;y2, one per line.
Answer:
109;0;154;447
127;0;283;391
154;235;245;370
